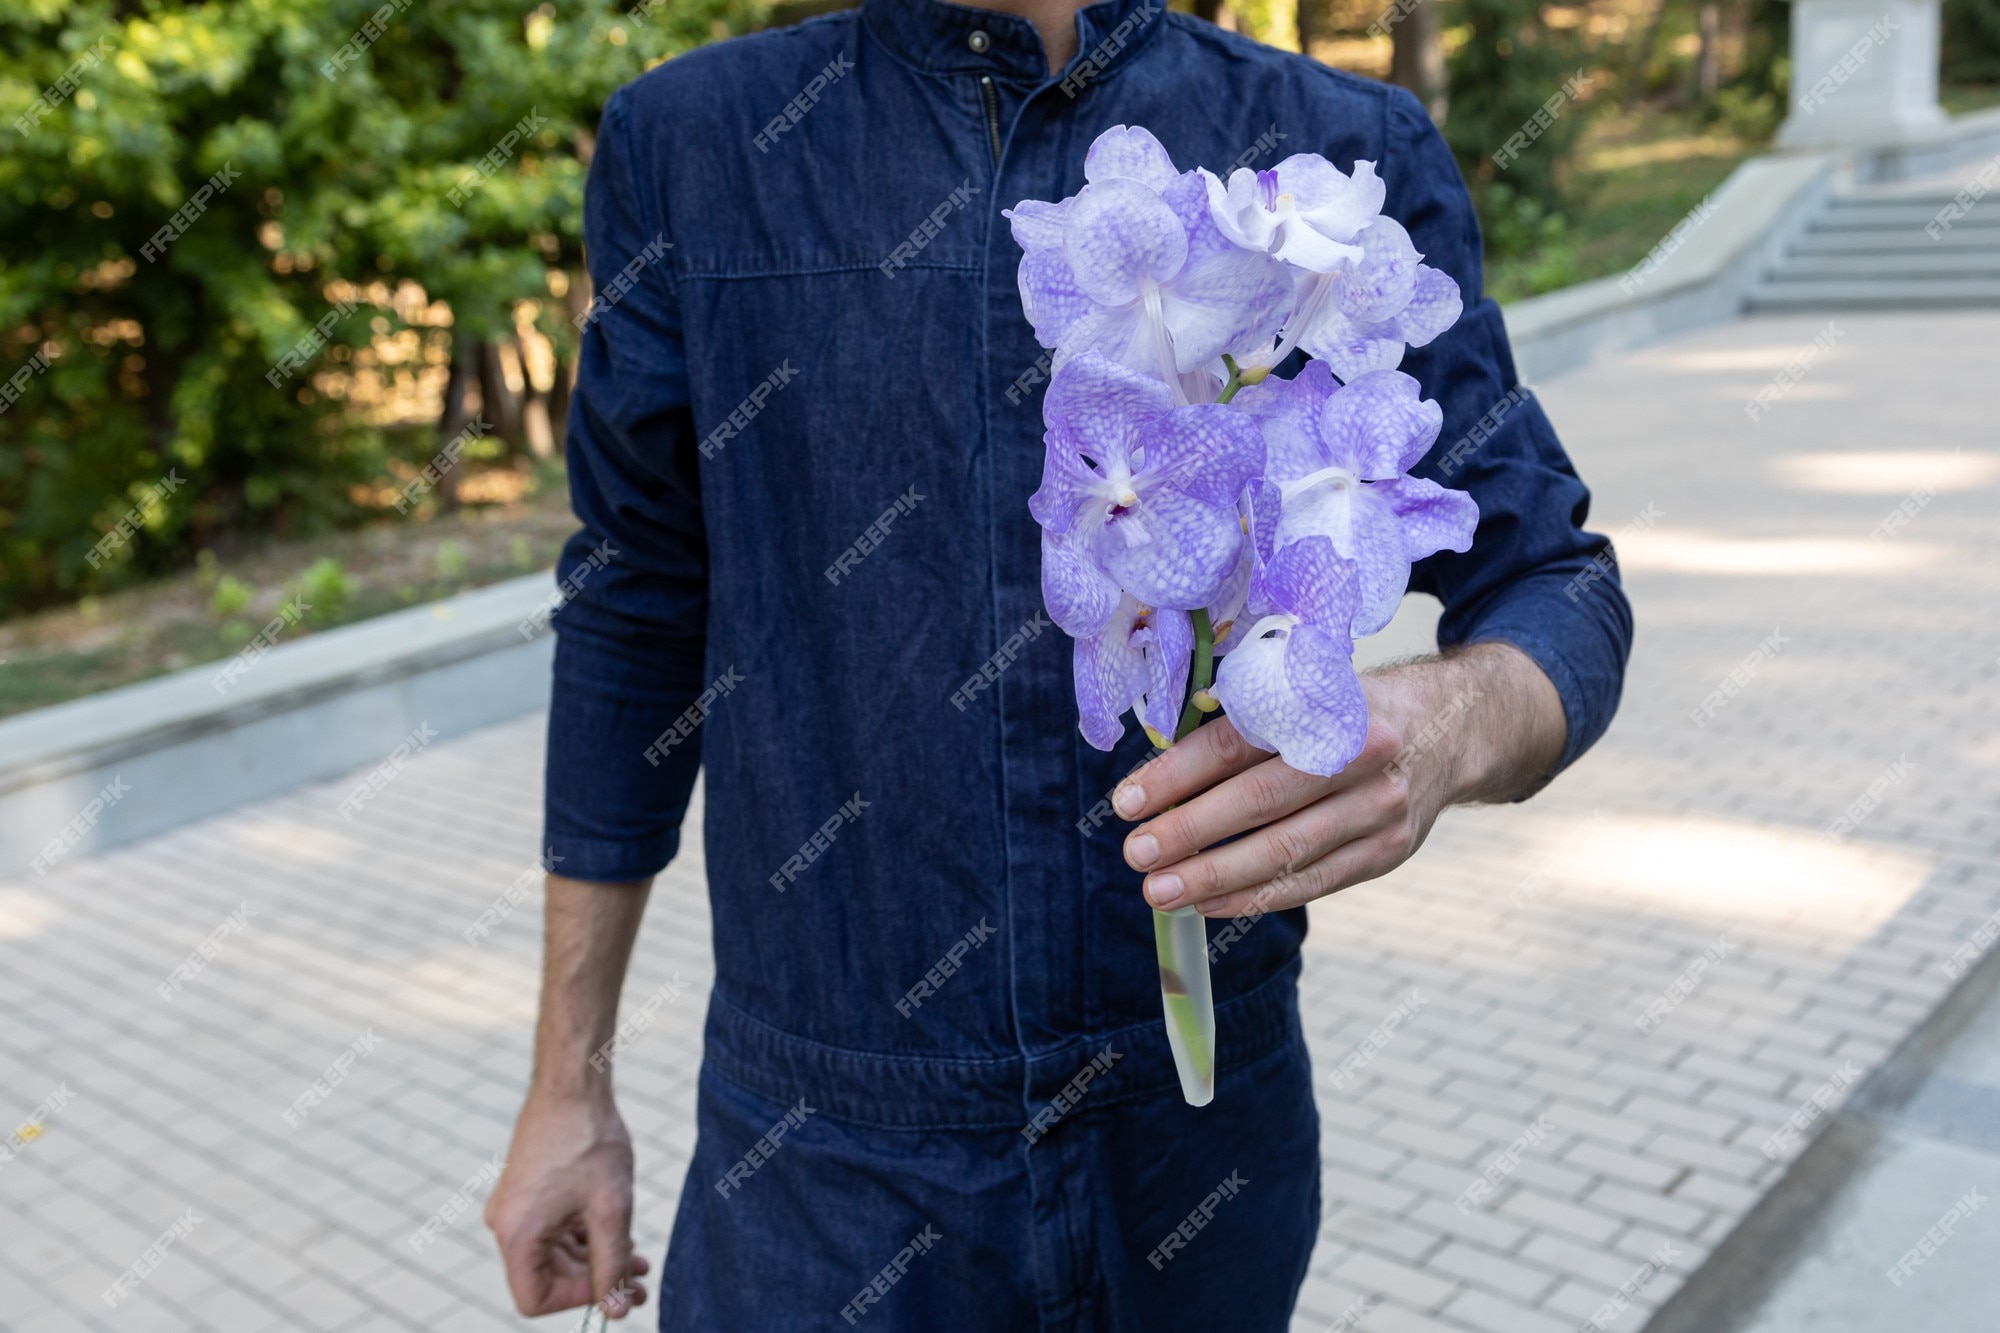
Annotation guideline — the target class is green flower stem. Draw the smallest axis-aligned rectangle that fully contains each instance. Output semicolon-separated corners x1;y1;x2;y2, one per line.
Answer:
1175;607;1215;740
1217;354;1244;405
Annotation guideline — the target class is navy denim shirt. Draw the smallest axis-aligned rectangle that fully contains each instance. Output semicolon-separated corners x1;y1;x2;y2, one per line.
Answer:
544;0;1630;1122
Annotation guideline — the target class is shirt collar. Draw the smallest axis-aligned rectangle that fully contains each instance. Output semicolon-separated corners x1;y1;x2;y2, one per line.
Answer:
862;0;1166;83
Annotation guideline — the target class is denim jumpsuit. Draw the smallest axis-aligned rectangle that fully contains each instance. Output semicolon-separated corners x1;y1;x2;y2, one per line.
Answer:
541;1;1632;1327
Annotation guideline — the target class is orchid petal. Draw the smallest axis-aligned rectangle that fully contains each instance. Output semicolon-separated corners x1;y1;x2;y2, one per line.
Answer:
1142;403;1265;510
1320;370;1444;478
1054;303;1150;376
1040;351;1173;481
1342;486;1413;636
1064;179;1187;308
1074;615;1149;751
1211;616;1369;776
1017;247;1095;353
1232;360;1339;485
1206;532;1254;655
1378;475;1478;561
1279;155;1385;243
1332;216;1421;324
1040;528;1122;636
1391;264;1463;350
1201;167;1279;253
1084;125;1179;192
1141;607;1194;738
1271;223;1365;274
1160;245;1294;372
1298;304;1410;380
1250;536;1359;643
1004;197;1068;252
1087;486;1244;612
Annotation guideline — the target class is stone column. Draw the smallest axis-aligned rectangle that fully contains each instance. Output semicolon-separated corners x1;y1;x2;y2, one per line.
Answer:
1776;0;1947;148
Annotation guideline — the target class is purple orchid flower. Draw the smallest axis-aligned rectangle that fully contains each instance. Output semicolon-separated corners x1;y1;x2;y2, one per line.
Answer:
1234;359;1477;636
1211;536;1370;776
1031;352;1265;632
1291;217;1463;381
1202;154;1386;272
1203;153;1462;383
1074;595;1194;750
1005;126;1293;401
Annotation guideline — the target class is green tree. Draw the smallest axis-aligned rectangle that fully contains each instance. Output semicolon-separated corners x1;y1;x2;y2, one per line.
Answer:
1442;0;1592;272
0;0;752;614
1944;0;2000;83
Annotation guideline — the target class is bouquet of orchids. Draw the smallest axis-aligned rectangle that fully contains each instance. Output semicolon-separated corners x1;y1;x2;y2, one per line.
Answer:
1006;126;1477;1106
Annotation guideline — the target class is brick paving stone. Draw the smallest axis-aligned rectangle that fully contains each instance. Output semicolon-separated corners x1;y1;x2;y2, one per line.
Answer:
1427;1239;1560;1303
1334;1247;1460;1310
1356;1302;1476;1333
1584;1180;1709;1237
1441;1285;1577;1333
4;312;1999;1330
1321;1207;1448;1265
1498;1187;1624;1247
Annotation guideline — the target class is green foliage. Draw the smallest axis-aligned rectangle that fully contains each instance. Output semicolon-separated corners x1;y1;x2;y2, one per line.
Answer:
1442;0;1593;263
1477;181;1579;301
209;571;250;616
292;555;353;619
434;538;468;580
1945;0;2000;83
0;0;755;616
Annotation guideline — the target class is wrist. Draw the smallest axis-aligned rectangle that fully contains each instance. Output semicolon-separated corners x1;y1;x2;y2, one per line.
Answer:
1372;641;1563;807
524;1072;619;1114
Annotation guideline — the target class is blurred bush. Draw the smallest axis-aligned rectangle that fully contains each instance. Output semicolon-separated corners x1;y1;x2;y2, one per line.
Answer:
1945;0;2000;83
1442;0;1592;265
0;0;755;616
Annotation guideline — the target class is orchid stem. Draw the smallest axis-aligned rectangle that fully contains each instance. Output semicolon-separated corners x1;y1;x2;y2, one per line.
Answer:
1175;608;1215;740
1217;355;1244;406
1150;606;1218;1106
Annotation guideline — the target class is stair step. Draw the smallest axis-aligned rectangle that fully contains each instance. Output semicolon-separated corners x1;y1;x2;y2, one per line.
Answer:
1746;277;2000;311
1791;230;2000;256
1824;192;1971;210
1770;251;2000;279
1809;208;2000;234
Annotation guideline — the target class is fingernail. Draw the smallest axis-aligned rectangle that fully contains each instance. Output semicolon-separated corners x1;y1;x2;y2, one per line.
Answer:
1126;834;1159;870
1147;874;1184;908
1114;784;1145;818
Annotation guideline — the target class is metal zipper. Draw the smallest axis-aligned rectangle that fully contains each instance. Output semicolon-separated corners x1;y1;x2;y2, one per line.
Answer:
978;75;1002;166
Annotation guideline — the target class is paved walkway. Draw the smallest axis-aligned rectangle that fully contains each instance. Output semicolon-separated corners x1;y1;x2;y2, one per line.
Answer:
2;310;1997;1332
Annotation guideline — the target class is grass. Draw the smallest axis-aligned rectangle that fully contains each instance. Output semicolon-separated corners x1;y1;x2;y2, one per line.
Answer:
1486;101;1761;304
1942;83;2000;116
0;462;577;719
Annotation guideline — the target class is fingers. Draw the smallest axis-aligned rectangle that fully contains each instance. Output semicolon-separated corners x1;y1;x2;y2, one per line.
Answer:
1195;829;1402;919
1110;716;1266;822
494;1222;557;1317
1125;756;1333;882
587;1194;639;1318
1141;782;1399;910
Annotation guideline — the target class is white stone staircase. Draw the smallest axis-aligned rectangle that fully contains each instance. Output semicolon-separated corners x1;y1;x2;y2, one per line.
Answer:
1748;174;2000;311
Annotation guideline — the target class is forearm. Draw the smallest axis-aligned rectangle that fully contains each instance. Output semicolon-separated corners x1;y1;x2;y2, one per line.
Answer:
1370;640;1567;809
529;873;654;1100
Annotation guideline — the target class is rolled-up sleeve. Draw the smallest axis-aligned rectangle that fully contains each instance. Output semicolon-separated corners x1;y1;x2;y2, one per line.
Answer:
542;87;708;881
1384;89;1634;777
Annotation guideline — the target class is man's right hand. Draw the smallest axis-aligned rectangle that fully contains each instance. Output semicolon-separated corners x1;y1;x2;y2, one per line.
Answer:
486;872;658;1319
486;1089;650;1318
